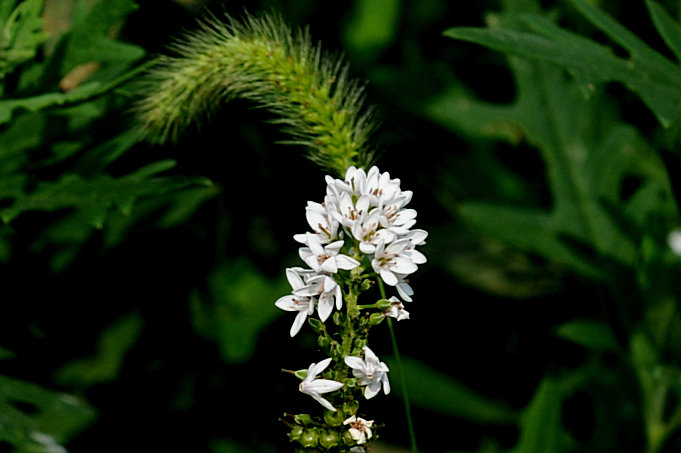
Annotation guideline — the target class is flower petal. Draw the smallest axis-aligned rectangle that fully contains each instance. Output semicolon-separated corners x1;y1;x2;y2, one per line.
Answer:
344;356;365;370
275;295;297;311
336;254;360;270
310;357;333;376
290;310;308;337
307;378;345;394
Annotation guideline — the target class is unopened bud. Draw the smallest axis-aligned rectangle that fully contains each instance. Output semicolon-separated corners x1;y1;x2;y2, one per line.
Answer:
342;399;359;416
319;429;341;449
294;413;313;425
300;428;319;448
342;429;356;446
354;338;368;351
308;317;324;333
288;425;304;441
360;279;374;291
318;335;330;350
369;312;385;326
324;409;345;427
375;298;393;310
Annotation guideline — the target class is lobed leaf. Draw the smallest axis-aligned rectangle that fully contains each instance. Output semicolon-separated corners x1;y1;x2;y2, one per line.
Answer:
444;2;681;127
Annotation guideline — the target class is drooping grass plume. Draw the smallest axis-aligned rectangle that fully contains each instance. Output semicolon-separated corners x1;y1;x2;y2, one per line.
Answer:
135;12;377;176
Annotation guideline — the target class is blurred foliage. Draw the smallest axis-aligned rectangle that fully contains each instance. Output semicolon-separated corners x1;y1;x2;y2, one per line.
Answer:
4;0;681;452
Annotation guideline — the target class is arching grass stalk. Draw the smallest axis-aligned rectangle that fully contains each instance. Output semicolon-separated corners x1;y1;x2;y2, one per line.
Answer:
135;11;376;176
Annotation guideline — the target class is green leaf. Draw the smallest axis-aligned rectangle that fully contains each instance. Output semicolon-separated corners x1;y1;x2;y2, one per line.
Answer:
0;112;45;174
386;356;517;424
511;378;575;453
458;202;604;279
191;260;289;363
646;1;681;63
59;0;144;74
0;160;213;226
0;61;153;125
0;0;48;79
0;375;95;451
54;312;144;388
443;3;681;127
433;17;672;278
555;319;620;352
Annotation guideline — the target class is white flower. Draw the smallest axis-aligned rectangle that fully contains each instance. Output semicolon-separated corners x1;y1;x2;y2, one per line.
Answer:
275;268;316;337
293;201;340;245
344;346;390;399
383;296;410;321
329;192;371;229
343;415;374;445
299;233;360;274
365;166;401;206
371;238;418;286
296;273;342;322
351;208;396;254
299;358;344;411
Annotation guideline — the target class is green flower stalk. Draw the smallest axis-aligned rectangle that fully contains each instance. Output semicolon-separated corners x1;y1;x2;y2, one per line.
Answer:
135;12;376;176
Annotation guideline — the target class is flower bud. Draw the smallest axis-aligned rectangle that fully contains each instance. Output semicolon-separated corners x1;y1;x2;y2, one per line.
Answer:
300;428;319;448
342;399;359;416
333;311;344;326
288;425;304;441
324;409;346;427
354;338;368;351
317;334;330;350
369;312;385;326
342;429;356;446
294;413;313;425
319;429;341;449
308;317;324;333
375;298;393;310
360;279;374;291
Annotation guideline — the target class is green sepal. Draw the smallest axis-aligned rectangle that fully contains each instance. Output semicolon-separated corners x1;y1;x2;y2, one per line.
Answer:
293;369;308;380
375;298;393;310
369;312;385;326
294;413;313;425
308;317;325;333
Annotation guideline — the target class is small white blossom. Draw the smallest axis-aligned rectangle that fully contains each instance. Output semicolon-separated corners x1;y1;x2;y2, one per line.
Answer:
371;238;418;287
296;273;343;321
383;296;410;321
329;192;371;229
351;208;396;254
299;233;360;274
299;358;344;411
344;346;390;399
343;415;374;445
275;268;316;337
294;201;340;245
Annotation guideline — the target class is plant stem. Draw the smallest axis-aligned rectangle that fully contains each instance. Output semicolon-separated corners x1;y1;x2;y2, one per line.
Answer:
378;279;418;453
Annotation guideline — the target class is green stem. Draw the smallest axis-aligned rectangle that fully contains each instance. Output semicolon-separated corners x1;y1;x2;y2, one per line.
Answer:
378;279;418;453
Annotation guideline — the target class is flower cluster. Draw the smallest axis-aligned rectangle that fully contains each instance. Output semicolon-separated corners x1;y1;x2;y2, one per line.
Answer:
276;166;427;452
